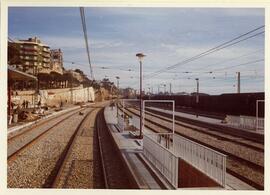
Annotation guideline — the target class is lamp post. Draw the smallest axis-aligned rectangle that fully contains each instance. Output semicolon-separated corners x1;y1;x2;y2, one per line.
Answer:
136;53;146;139
195;78;199;118
116;76;120;118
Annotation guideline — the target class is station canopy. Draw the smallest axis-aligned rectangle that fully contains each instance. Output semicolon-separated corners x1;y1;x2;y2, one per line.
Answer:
8;66;37;81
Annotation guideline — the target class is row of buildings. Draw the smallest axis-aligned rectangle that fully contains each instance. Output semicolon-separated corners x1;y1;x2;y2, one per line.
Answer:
8;37;89;90
9;37;63;75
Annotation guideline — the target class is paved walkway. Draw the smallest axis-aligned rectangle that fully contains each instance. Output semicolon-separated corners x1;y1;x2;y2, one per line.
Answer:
104;106;172;189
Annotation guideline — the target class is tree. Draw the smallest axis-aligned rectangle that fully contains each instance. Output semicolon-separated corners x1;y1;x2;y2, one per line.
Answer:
8;42;23;66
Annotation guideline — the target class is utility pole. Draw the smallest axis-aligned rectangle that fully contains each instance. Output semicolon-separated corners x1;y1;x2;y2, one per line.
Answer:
116;76;120;118
169;83;172;95
164;84;166;94
71;62;75;104
195;78;199;118
237;72;240;93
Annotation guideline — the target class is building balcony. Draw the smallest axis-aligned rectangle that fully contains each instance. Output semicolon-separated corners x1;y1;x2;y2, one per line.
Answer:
20;51;38;55
22;47;38;52
42;53;51;58
43;48;50;53
43;58;50;63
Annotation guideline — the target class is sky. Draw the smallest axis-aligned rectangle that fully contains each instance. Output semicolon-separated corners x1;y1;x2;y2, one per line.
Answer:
8;7;265;95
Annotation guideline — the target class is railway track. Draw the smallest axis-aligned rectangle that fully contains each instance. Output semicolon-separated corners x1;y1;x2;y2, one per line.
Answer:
119;103;263;151
94;108;134;189
43;108;97;187
8;104;101;188
142;107;263;152
8;107;85;159
145;106;264;143
118;104;264;190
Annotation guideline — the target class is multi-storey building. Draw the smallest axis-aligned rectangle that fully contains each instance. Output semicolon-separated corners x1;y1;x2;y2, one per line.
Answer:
50;49;63;75
9;37;51;75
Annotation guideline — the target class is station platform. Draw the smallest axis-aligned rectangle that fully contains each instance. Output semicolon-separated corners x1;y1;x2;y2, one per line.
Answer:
104;105;257;190
104;106;173;189
146;106;264;135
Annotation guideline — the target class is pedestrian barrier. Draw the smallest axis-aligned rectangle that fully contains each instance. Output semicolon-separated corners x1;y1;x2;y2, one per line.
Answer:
173;133;226;187
226;115;240;127
143;133;179;189
143;132;226;188
226;115;264;131
141;100;226;188
117;115;125;132
257;117;264;130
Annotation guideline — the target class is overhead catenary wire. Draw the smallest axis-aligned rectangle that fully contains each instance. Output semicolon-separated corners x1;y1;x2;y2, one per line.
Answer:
180;58;264;79
64;60;135;72
80;7;94;80
166;47;264;74
144;25;265;80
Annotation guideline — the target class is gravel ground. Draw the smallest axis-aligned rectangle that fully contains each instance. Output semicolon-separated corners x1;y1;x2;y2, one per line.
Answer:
144;109;264;150
8;108;82;157
54;108;100;188
7;108;92;188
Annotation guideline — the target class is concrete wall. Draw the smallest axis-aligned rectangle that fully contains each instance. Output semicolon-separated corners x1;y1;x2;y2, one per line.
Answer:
11;86;95;107
178;159;220;188
44;87;95;106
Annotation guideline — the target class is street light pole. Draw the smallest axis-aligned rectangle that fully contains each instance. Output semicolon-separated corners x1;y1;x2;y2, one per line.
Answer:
136;53;146;139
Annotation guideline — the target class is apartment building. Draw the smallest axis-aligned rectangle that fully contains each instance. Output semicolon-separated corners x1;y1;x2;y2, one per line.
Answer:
9;37;51;75
50;49;63;75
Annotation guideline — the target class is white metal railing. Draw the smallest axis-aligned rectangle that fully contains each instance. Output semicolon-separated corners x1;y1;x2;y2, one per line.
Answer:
173;134;226;187
226;115;240;127
257;118;264;130
240;115;257;129
121;99;140;131
117;115;125;132
256;100;264;131
143;133;179;189
226;115;264;131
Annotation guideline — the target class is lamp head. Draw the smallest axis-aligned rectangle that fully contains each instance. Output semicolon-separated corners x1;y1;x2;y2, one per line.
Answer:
136;53;146;61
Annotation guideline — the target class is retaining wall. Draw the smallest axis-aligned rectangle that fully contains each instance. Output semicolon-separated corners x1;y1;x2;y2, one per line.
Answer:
11;86;95;107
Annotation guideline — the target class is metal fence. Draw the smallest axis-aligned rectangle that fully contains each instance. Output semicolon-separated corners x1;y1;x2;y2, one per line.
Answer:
173;134;226;187
226;115;264;131
257;117;264;130
117;116;125;132
143;133;179;189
